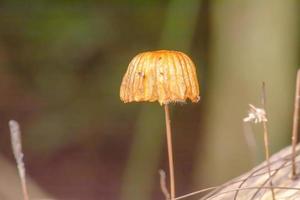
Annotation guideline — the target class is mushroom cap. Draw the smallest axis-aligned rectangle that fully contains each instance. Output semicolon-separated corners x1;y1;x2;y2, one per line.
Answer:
120;50;200;105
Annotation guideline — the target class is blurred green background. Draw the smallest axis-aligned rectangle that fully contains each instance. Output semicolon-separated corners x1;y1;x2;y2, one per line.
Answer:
0;0;299;199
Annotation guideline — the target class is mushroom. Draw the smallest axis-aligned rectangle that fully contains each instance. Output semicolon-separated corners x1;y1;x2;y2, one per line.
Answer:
120;50;200;199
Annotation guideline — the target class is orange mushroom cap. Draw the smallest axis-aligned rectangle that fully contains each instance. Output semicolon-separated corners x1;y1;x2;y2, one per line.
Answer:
120;50;200;105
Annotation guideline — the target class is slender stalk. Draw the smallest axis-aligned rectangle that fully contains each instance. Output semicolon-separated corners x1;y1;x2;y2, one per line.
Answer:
262;121;275;199
164;104;175;199
261;82;276;200
292;69;300;179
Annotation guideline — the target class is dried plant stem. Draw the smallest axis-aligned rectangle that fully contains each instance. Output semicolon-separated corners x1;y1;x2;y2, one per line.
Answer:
262;121;275;199
292;69;300;179
159;169;171;199
20;180;29;200
8;120;29;200
164;104;175;199
261;82;275;200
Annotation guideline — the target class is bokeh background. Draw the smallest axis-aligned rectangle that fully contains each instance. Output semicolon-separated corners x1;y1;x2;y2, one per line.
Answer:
0;0;299;199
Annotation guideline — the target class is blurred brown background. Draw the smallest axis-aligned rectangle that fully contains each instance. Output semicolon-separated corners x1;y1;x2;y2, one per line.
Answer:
0;0;299;199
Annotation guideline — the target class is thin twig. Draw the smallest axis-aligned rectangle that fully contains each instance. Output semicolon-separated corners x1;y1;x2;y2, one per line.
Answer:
261;82;276;200
9;120;29;200
159;169;171;199
292;69;300;179
164;104;176;199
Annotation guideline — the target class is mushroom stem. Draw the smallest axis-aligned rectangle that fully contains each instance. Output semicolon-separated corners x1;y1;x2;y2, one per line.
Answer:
292;69;300;179
164;104;175;199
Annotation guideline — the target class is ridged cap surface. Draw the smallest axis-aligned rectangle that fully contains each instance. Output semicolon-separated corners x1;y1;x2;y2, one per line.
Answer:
120;50;200;105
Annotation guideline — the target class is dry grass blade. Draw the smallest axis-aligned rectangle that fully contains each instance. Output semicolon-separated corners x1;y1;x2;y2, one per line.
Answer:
9;120;29;200
199;145;300;199
205;186;300;200
159;169;171;200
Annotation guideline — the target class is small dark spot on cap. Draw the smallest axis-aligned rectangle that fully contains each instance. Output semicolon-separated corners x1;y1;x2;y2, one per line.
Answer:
138;72;145;78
